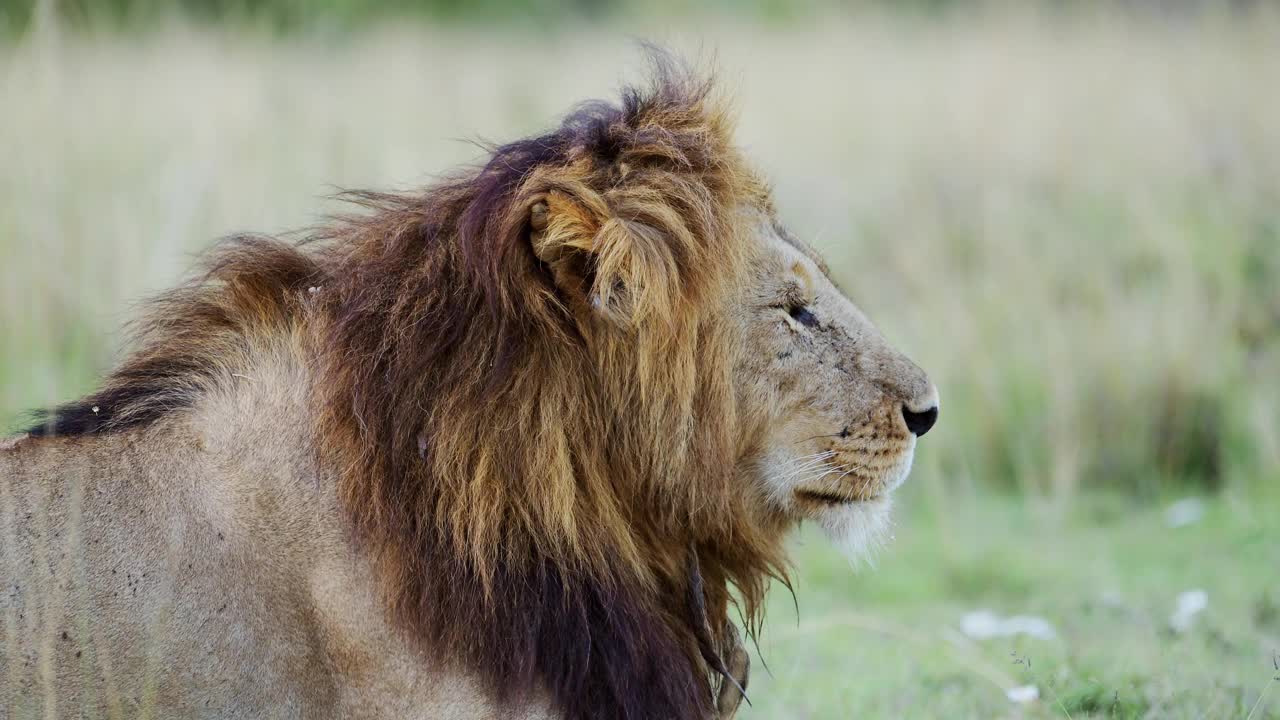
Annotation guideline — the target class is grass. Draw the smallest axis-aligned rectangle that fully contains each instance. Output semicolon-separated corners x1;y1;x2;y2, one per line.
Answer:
1;9;1278;718
745;485;1280;718
4;11;1277;497
4;0;1181;36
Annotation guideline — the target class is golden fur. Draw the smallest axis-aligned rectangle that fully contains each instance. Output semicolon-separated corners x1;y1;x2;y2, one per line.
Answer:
2;55;937;719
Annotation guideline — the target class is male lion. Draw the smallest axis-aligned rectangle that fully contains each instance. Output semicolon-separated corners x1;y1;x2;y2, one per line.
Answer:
1;59;937;720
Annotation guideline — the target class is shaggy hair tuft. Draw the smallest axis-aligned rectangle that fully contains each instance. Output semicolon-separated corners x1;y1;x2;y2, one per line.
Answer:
29;53;788;720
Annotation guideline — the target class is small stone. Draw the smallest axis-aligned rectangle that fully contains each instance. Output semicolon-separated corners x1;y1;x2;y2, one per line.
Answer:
1165;498;1205;528
1170;589;1208;633
1006;685;1039;704
961;610;1056;640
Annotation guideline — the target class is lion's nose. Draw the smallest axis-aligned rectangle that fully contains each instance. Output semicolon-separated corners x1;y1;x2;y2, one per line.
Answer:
901;404;938;437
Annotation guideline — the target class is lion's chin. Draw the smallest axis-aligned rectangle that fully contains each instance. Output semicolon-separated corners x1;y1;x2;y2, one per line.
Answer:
811;447;913;565
812;495;895;565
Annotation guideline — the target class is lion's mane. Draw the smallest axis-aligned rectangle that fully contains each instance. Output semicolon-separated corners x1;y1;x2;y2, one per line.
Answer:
30;56;786;720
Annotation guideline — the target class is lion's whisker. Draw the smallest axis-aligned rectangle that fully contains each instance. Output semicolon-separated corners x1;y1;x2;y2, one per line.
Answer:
778;460;849;487
799;466;844;486
777;453;835;476
775;453;837;483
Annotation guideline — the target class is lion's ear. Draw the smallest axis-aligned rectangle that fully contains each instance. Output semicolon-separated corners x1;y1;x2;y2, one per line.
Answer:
528;191;639;325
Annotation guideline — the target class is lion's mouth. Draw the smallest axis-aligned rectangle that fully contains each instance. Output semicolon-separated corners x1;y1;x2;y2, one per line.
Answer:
796;488;881;505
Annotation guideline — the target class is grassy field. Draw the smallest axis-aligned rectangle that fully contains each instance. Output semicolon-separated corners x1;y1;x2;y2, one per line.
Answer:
749;489;1279;718
2;9;1278;717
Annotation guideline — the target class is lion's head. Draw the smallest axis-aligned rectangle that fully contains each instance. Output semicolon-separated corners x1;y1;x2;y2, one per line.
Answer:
734;221;939;559
314;57;937;719
26;55;936;720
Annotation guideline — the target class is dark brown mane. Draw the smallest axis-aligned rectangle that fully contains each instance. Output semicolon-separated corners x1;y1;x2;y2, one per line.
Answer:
28;54;787;720
27;237;323;437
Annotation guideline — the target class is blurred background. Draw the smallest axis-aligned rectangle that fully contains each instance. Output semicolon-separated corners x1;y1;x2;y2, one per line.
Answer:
2;0;1278;717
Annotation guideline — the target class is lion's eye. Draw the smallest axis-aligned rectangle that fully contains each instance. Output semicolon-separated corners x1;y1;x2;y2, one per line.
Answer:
788;304;819;328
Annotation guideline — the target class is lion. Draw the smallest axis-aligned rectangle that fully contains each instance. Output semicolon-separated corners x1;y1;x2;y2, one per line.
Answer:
0;57;937;720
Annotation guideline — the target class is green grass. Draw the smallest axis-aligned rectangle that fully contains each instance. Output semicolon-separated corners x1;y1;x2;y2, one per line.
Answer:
746;487;1280;718
6;13;1277;496
0;0;1108;36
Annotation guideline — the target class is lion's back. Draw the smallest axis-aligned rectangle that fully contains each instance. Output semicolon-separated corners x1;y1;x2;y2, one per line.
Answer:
0;423;345;718
0;417;556;720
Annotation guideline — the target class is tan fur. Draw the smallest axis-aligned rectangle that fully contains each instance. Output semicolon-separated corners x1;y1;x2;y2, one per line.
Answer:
2;345;554;719
1;60;935;719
